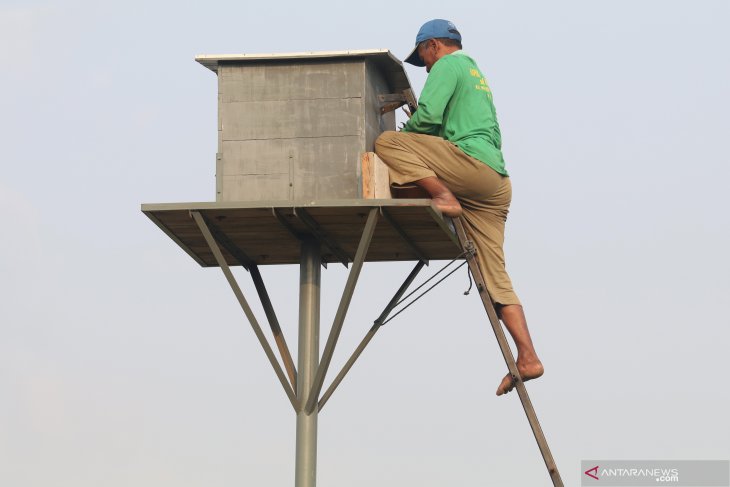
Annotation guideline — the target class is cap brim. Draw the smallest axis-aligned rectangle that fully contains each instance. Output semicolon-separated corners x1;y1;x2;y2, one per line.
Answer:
404;45;425;67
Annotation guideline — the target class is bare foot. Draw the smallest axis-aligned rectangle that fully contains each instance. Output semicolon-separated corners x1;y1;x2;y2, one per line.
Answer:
413;176;463;217
496;358;544;396
432;193;463;218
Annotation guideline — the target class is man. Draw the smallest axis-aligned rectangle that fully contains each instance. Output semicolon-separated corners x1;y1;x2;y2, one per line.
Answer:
374;19;543;396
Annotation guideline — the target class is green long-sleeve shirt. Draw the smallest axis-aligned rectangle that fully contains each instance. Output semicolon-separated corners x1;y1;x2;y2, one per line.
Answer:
402;51;508;176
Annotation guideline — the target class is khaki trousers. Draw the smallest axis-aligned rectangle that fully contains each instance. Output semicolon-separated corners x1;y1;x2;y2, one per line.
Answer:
374;131;520;306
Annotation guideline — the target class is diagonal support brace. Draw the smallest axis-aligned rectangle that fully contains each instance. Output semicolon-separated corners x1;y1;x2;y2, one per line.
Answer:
192;211;299;412
317;260;425;412
250;265;298;390
304;208;379;414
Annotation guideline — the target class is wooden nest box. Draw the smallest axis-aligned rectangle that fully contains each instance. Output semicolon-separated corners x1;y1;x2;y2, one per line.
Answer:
196;49;413;202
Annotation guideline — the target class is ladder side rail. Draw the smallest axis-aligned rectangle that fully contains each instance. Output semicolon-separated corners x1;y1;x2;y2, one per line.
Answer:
453;217;564;487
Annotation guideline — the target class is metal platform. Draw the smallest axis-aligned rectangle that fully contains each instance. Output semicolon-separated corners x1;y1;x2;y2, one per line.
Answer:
141;199;459;267
141;198;563;486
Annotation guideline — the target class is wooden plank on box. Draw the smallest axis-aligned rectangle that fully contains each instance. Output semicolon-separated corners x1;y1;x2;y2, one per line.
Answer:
361;152;392;199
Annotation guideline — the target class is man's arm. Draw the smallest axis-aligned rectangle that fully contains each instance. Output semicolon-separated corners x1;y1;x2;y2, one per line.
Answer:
402;58;458;135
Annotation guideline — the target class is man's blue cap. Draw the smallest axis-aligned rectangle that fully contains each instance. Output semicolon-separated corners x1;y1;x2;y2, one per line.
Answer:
404;19;462;67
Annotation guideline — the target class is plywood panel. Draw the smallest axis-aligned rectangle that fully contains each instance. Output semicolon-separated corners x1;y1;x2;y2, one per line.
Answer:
289;138;363;201
218;60;364;102
219;174;291;202
219;136;363;201
220;98;363;141
220;139;292;176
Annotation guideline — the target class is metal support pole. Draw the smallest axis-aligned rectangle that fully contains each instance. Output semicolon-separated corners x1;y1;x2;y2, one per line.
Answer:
295;238;321;487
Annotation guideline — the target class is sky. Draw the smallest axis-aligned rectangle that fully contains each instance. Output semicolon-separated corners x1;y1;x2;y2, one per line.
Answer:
1;0;729;486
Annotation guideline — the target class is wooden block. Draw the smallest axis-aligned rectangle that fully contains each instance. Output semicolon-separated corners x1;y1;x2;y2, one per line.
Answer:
361;152;392;199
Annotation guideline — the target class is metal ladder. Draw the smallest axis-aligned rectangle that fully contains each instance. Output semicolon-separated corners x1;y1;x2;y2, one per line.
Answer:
452;217;564;487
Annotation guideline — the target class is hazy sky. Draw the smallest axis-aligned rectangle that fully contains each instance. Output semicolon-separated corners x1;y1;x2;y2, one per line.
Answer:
1;1;729;486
